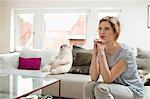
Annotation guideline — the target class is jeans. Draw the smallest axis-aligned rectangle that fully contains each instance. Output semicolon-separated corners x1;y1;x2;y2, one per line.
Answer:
83;81;143;99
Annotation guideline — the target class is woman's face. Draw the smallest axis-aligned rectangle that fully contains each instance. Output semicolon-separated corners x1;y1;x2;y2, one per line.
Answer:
98;21;115;43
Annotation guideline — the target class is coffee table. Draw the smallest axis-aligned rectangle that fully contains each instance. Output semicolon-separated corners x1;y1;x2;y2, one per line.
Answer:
0;69;61;99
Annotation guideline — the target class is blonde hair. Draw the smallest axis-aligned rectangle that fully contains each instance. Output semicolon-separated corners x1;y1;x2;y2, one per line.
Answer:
99;16;121;40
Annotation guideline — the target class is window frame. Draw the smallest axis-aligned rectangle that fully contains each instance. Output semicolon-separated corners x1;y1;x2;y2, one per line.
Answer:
148;5;150;28
11;9;89;51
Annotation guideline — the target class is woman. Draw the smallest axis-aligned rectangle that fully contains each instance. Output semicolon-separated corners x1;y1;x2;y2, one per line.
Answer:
83;16;144;99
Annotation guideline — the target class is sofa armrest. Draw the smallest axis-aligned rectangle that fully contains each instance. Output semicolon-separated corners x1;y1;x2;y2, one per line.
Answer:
0;52;20;69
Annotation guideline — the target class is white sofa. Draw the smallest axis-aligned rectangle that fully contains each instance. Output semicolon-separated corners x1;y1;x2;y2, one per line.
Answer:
0;47;150;99
0;48;92;99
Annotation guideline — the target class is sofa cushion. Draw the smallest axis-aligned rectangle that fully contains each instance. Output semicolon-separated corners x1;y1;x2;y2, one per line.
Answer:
43;73;103;99
0;52;20;69
69;66;89;75
20;47;59;68
137;47;150;59
136;58;150;72
136;48;150;72
73;51;92;66
70;45;92;74
43;73;91;99
18;57;41;70
72;45;88;58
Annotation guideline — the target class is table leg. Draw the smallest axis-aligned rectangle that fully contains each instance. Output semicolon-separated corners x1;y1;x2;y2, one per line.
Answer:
33;79;42;94
9;74;13;99
58;80;61;99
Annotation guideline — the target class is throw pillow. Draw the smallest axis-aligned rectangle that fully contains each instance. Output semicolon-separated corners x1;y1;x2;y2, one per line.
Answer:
73;51;92;66
72;45;90;58
136;58;150;72
20;47;59;68
69;66;89;75
42;44;73;75
137;47;150;59
69;45;92;75
136;48;150;72
0;52;20;69
18;57;41;70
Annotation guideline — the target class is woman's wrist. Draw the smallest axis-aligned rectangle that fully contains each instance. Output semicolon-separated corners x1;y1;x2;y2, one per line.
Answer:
92;50;97;56
98;51;105;57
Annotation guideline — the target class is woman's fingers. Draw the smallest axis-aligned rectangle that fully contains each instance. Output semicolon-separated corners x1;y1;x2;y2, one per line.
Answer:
97;42;105;55
94;39;106;44
94;39;106;55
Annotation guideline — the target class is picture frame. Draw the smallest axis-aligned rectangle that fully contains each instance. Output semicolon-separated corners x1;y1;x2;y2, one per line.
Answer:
148;5;150;28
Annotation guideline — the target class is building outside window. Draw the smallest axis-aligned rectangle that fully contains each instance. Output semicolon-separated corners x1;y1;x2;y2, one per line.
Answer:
15;14;34;51
43;13;87;49
12;9;88;51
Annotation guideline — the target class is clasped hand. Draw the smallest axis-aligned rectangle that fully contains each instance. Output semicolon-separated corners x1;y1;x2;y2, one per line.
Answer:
94;39;106;60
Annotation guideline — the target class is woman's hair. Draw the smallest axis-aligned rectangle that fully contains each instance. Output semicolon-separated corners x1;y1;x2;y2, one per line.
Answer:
99;16;121;40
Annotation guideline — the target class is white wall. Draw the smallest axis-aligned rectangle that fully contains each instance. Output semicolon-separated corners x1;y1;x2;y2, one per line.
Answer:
0;0;150;53
118;2;150;50
0;3;3;55
0;3;2;33
0;2;10;53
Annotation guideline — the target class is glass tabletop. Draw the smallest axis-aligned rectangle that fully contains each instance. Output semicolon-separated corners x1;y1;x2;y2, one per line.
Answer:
0;73;60;99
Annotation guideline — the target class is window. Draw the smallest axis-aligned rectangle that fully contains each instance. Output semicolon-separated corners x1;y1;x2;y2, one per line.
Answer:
98;12;118;20
43;13;87;48
148;5;150;28
12;9;88;51
15;13;34;51
11;9;120;51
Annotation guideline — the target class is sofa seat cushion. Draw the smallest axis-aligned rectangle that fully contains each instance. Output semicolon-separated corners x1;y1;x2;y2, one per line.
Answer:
45;73;91;98
44;73;103;99
47;73;91;83
144;86;150;98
